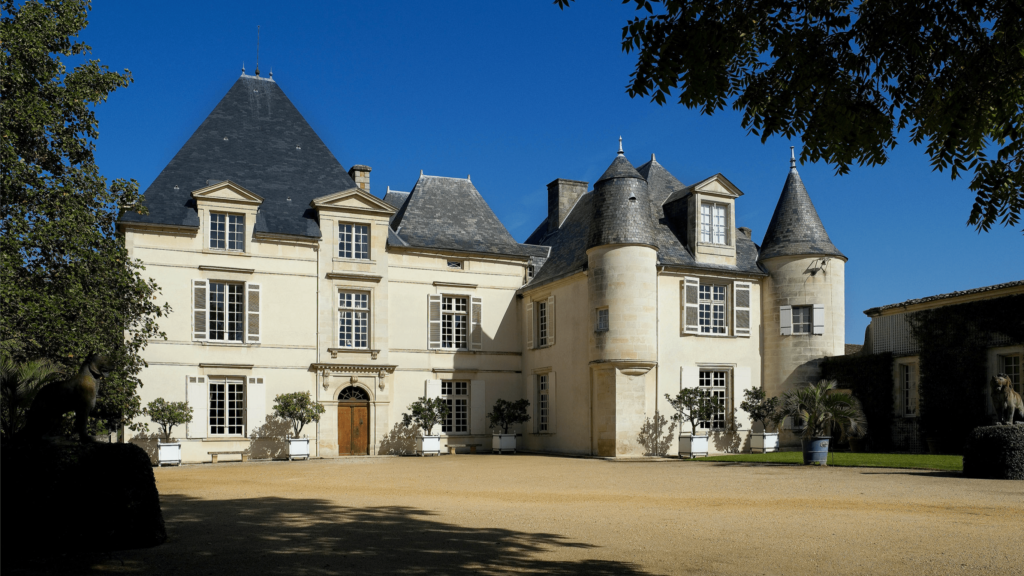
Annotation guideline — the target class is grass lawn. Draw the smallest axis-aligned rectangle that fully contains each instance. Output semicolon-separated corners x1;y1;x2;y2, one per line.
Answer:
693;451;963;471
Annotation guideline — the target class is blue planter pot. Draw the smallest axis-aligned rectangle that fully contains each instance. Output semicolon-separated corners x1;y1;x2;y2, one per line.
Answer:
801;436;831;465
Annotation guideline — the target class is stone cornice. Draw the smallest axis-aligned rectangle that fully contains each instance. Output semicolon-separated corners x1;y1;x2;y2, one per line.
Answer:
326;272;383;282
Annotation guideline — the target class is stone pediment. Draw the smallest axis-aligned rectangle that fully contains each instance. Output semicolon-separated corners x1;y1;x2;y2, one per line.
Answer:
688;173;744;199
190;180;264;206
311;187;397;216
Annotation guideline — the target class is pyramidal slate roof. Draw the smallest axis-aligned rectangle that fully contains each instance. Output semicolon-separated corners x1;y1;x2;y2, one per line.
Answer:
389;176;523;257
588;151;656;249
119;74;358;238
758;163;844;261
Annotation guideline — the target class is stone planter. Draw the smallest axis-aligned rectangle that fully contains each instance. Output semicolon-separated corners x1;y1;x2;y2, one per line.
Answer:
492;433;517;454
157;442;181;466
679;434;709;459
751;432;780;454
416;435;441;456
287;438;310;461
801;436;831;465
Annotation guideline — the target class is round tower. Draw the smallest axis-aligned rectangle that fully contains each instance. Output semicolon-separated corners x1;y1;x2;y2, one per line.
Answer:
760;149;847;416
586;139;659;457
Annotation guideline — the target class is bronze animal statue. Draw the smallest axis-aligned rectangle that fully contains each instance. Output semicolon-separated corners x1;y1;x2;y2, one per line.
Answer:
991;374;1024;425
25;353;113;442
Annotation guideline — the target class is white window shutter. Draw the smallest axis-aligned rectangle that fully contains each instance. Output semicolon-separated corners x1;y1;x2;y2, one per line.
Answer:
246;282;261;343
682;277;700;334
471;296;483;350
525;300;534;349
546;295;555;346
733;281;751;337
427;294;442;350
246;376;266;437
425;379;442;399
470;380;486;434
780;306;793;336
192;280;208;341
812;304;825;335
186;375;207;439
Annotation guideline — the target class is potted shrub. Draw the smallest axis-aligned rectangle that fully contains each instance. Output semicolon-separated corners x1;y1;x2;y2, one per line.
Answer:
487;398;531;454
145;398;193;466
273;391;326;461
779;379;865;465
739;387;783;453
402;396;449;456
665;388;717;458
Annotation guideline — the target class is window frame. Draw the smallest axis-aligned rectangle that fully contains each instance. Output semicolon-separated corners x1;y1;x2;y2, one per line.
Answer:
697;369;729;431
999;353;1021;396
596;307;609;332
698;284;728;335
899;363;918;418
441;380;469;434
209;212;245;252
536;301;549;347
537;374;549;432
792;305;812;334
338;290;370;349
699;201;728;245
208;378;245;437
208;281;245;342
338;222;370;260
441;295;468;350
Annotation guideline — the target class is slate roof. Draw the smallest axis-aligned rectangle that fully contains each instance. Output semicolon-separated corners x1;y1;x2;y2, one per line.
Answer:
388;176;523;257
758;166;843;261
588;152;657;249
119;74;357;238
382;189;410;210
863;280;1024;316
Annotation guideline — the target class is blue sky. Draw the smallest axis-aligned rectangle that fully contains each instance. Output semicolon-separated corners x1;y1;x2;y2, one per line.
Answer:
82;1;1021;344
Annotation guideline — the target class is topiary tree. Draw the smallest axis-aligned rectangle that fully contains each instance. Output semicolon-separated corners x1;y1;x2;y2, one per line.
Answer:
401;396;449;436
487;398;531;434
739;387;783;433
665;387;717;435
272;391;326;438
145;398;193;442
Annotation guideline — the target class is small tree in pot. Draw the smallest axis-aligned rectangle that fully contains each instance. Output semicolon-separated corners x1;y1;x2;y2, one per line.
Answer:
273;391;326;461
665;387;717;458
145;398;193;466
402;396;450;456
487;398;531;454
739;387;783;453
779;379;865;465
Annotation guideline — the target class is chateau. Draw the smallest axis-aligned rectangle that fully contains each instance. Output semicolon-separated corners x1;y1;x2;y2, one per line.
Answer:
120;73;846;461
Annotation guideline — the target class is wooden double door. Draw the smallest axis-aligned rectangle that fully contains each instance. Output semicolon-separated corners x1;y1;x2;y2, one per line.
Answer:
337;402;369;455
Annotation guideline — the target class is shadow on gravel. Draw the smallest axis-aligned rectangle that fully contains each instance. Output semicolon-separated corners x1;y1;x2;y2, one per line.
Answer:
9;495;654;575
857;470;963;478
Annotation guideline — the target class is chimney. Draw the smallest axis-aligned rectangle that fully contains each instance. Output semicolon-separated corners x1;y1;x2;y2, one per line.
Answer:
349;165;372;193
547;179;588;231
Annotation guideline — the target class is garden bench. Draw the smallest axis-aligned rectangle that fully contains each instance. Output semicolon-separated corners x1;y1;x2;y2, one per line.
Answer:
446;443;482;455
208;451;249;464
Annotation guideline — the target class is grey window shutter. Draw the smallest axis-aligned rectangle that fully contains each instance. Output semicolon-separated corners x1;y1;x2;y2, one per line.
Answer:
525;300;534;349
428;294;442;349
471;296;483;350
192;280;208;341
733;281;751;337
780;306;793;336
546;295;555;346
246;376;265;437
812;304;825;335
246;282;261;343
186;375;207;439
683;277;700;334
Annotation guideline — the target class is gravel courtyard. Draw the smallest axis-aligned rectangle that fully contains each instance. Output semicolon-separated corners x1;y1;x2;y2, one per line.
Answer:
59;455;1024;575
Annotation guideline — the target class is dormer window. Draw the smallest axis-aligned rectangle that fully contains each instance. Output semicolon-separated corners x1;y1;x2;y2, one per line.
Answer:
339;223;370;259
700;202;727;245
210;213;244;251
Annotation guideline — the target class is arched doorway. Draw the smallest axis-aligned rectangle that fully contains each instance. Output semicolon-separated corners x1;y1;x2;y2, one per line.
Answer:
337;386;370;455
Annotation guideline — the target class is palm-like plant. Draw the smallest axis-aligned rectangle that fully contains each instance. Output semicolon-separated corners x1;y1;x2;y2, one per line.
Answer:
779;379;866;441
1;351;64;441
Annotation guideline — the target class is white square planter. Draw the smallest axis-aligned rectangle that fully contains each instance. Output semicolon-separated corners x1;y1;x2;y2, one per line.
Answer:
751;432;780;454
679;434;709;459
493;433;517;454
288;438;310;461
416;435;441;456
157;442;181;466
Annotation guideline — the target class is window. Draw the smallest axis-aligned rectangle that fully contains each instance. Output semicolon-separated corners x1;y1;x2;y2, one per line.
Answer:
527;264;535;282
900;364;918;417
209;379;244;435
537;374;549;432
792;306;812;334
441;380;468;433
700;202;727;245
698;285;727;334
596;308;609;332
447;260;463;269
698;370;728;430
209;282;244;341
442;297;468;349
210;213;244;251
1000;354;1021;395
537;301;548;346
338;292;369;348
339;223;370;259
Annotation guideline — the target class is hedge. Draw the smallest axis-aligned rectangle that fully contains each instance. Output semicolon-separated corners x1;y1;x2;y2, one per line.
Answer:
821;352;894;451
963;425;1024;480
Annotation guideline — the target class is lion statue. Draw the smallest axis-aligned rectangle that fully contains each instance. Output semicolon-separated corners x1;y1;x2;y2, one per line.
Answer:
25;353;114;442
991;374;1024;425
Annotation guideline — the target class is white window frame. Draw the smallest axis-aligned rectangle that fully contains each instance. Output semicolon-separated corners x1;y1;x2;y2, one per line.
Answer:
596;307;609;332
338;222;370;259
999;353;1021;396
338;291;369;349
208;378;245;436
208;281;245;342
899;363;919;418
537;301;549;346
697;369;729;431
537;374;549;432
210;212;245;251
699;202;727;245
441;296;468;350
698;284;728;335
792;305;812;334
441;380;469;434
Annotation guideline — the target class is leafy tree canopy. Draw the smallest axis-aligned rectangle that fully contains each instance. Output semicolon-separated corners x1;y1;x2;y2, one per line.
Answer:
556;0;1024;232
401;397;450;436
487;398;531;434
272;391;326;437
144;397;193;442
1;0;169;435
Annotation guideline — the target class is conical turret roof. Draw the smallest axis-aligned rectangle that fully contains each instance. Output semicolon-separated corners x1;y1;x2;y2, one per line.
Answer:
587;146;656;249
759;158;843;261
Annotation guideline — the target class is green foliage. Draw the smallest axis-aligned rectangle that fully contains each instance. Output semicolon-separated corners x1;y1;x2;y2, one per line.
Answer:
698;451;963;472
272;391;326;437
738;387;782;433
1;0;169;435
144;397;192;442
487;398;531;434
556;0;1024;232
962;424;1024;480
665;387;717;435
401;396;450;436
821;352;895;451
779;380;866;441
908;294;1024;453
0;346;64;440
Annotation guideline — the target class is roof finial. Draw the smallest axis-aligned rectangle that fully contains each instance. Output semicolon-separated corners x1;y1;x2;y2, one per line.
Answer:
651;152;656;162
254;25;261;77
269;68;273;79
467;174;471;182
790;146;796;171
618;136;623;155
242;62;245;75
